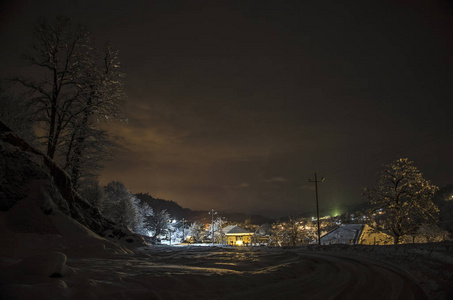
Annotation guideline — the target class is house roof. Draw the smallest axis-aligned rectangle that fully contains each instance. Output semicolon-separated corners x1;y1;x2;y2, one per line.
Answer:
320;224;364;245
222;225;253;235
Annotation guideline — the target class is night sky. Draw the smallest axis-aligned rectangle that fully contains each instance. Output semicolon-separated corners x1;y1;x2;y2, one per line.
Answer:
1;0;452;217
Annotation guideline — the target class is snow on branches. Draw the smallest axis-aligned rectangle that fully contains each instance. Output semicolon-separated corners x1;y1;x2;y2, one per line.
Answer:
363;158;439;244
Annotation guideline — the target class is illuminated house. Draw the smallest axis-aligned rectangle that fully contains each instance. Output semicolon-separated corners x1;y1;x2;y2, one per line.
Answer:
222;225;254;246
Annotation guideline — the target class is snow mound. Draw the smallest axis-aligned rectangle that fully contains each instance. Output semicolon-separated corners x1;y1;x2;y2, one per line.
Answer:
9;251;71;277
0;251;74;299
1;279;70;300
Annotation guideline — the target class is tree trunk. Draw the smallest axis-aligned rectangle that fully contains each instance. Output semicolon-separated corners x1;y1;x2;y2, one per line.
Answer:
47;67;60;159
47;100;57;159
67;96;93;189
393;235;399;245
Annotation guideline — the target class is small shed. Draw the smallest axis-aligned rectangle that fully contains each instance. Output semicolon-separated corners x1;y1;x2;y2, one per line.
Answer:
222;225;254;246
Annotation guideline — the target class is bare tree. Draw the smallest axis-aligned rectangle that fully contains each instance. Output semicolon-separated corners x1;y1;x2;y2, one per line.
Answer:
64;125;113;190
13;17;92;159
13;18;126;188
77;178;105;208
363;158;439;244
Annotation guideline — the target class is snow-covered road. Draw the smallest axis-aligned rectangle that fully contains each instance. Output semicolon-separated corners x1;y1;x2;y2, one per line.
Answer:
2;243;452;299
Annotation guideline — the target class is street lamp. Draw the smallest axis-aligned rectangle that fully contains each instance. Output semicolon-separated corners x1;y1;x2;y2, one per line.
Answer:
309;173;325;246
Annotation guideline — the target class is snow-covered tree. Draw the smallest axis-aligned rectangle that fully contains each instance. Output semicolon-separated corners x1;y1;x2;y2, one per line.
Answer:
147;209;170;239
363;158;439;244
415;224;449;243
63;44;125;189
135;201;154;236
207;217;226;244
102;181;139;231
269;218;305;247
165;219;185;244
188;221;206;243
173;220;188;243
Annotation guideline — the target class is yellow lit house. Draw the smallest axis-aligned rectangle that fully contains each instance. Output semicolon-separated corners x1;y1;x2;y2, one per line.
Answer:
222;225;254;246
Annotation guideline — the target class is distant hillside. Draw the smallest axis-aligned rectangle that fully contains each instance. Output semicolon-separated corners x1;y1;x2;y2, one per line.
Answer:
135;193;274;225
219;212;274;225
135;193;191;220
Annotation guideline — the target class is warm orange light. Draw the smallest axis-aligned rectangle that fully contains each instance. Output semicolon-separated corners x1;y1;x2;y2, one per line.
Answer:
236;240;243;246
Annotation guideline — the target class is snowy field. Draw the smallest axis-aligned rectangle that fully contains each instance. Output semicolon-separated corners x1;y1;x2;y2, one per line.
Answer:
1;241;453;299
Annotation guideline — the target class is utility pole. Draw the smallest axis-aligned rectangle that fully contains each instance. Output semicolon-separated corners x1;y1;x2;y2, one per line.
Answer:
168;219;173;245
209;209;217;246
181;218;186;243
309;173;325;246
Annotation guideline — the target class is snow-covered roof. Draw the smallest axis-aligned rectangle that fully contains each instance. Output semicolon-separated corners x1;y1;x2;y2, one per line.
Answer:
222;225;253;235
320;224;364;245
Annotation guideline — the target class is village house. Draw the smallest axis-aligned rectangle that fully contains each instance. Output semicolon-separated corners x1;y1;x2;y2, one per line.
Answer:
222;225;254;246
